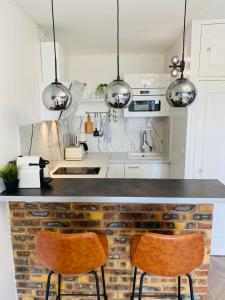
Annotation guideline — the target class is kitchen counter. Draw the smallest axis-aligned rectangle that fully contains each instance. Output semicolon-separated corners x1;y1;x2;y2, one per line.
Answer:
1;178;224;300
109;152;170;164
50;152;170;179
1;178;225;204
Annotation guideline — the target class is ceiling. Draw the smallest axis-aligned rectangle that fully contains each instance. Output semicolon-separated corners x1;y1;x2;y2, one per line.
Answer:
15;0;225;54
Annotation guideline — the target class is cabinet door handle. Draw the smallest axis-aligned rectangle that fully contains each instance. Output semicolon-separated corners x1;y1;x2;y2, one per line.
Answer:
128;166;140;169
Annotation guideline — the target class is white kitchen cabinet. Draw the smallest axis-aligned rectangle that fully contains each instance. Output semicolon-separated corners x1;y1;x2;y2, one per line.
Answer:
107;164;125;178
192;82;225;255
168;19;225;255
124;73;171;89
198;22;225;78
125;164;169;179
192;82;225;183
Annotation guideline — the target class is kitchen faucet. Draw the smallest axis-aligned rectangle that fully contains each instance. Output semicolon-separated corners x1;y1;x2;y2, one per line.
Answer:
141;130;153;153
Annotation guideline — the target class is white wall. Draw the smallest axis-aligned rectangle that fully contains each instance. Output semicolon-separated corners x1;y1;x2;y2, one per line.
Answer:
0;1;43;298
0;0;42;167
0;202;17;300
165;26;193;179
166;25;192;77
66;53;166;97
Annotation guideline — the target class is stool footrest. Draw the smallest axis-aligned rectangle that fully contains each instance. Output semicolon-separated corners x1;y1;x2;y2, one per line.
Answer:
132;293;182;298
130;270;193;300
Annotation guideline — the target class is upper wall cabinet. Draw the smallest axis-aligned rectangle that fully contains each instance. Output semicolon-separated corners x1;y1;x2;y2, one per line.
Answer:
198;22;225;79
41;42;65;84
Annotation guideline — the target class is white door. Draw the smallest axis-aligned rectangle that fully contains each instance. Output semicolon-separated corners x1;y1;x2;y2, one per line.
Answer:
194;82;225;255
199;23;225;78
194;83;225;182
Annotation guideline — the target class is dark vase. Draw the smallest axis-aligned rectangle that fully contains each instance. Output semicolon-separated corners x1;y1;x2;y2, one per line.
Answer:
5;180;19;194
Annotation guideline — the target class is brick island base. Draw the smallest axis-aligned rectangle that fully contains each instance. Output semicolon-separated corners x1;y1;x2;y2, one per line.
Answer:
9;202;213;300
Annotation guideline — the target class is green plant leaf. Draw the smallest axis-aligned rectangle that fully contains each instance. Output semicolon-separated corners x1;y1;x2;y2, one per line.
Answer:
0;163;20;183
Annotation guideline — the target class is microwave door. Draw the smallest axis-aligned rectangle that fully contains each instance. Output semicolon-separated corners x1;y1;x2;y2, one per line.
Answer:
128;98;161;112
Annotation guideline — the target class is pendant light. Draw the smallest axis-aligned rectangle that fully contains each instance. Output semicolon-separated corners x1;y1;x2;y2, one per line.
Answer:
42;0;72;111
166;0;196;107
104;0;132;109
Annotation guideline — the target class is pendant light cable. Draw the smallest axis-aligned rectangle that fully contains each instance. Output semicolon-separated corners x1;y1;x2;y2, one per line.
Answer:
51;0;58;83
181;0;187;78
117;0;120;80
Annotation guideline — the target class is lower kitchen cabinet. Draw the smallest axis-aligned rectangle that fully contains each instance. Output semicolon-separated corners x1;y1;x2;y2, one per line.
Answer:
107;164;125;178
125;164;169;179
107;163;169;179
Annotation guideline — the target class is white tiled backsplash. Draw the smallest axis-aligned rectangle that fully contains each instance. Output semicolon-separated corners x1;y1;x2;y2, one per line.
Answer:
19;116;170;162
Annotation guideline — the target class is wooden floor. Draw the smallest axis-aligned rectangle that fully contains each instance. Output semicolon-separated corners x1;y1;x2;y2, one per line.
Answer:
207;256;225;300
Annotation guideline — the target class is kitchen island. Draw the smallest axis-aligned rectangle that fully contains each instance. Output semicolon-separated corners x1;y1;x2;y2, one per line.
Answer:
1;178;225;300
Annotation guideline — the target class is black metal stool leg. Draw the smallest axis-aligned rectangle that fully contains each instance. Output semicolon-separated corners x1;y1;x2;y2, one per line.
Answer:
101;266;108;300
56;273;61;300
131;267;137;300
138;272;147;300
178;276;182;300
91;271;101;300
187;274;194;300
45;271;54;300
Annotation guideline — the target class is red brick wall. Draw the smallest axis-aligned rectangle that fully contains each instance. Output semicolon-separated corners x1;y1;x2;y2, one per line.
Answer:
9;202;213;300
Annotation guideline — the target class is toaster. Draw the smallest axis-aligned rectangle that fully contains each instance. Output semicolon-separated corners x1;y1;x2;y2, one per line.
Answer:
65;147;85;161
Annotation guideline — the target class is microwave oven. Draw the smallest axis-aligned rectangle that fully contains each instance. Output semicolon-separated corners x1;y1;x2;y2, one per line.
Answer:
124;88;169;117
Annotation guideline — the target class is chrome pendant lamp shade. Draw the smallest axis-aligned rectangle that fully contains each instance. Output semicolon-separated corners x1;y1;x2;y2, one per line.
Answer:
42;82;72;111
42;0;72;111
166;0;196;108
166;77;196;107
104;0;132;109
105;80;132;109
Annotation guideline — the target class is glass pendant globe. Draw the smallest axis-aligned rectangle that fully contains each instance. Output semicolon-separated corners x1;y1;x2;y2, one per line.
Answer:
166;77;197;107
104;79;132;109
170;68;179;78
42;82;72;111
171;55;180;65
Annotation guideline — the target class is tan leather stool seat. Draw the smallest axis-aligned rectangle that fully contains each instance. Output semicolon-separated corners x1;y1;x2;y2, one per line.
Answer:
36;231;108;275
130;232;204;277
36;231;109;300
130;232;204;300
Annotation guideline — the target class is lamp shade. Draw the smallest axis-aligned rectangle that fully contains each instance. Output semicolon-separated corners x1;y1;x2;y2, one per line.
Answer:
166;77;196;107
42;82;72;111
104;79;132;109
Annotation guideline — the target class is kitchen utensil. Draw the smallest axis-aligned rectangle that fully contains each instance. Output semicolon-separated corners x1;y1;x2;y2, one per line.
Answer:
85;114;94;134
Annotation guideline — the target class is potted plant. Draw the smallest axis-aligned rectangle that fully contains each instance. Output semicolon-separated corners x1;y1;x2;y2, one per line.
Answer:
96;83;108;98
0;163;20;194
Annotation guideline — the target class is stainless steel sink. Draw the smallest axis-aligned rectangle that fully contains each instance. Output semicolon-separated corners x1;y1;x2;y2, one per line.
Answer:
128;152;163;160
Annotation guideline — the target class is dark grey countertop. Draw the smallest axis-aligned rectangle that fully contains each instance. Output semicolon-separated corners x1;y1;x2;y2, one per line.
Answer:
1;179;225;204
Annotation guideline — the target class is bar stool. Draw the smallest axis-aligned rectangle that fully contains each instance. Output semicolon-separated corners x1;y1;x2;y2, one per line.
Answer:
130;232;204;300
36;231;108;300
